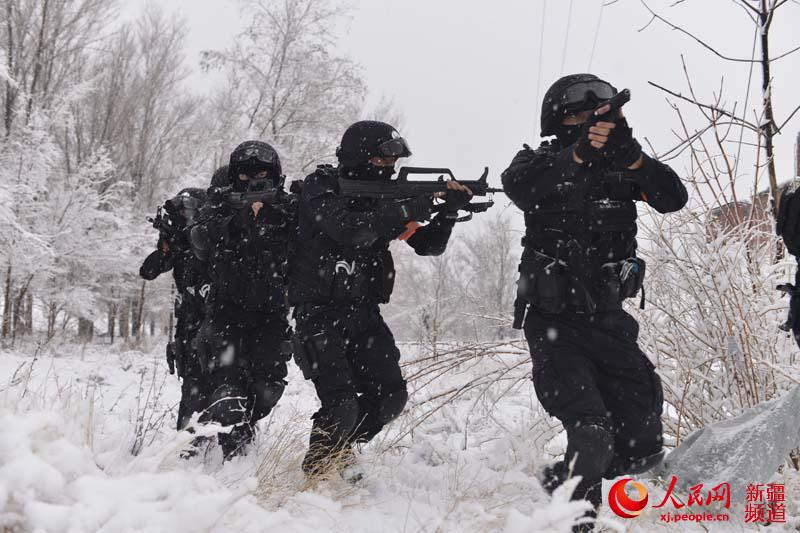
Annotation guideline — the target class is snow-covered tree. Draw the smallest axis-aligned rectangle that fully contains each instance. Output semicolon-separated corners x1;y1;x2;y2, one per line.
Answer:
201;0;366;178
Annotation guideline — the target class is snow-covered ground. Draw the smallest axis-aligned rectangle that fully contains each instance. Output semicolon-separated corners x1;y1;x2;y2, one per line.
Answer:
1;339;798;532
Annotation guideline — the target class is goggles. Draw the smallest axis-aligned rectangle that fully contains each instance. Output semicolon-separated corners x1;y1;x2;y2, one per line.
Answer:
230;144;279;167
561;80;617;112
375;137;412;159
166;196;202;212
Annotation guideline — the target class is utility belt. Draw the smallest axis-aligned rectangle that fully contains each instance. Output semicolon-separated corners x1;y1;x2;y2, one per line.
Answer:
512;239;646;328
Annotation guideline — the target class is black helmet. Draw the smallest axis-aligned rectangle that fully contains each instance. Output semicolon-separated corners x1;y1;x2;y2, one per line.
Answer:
228;141;284;188
336;120;411;167
210;165;229;188
540;74;617;137
164;187;207;227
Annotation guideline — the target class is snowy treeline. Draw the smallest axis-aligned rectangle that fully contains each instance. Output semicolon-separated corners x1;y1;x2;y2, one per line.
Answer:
0;0;522;348
0;0;368;344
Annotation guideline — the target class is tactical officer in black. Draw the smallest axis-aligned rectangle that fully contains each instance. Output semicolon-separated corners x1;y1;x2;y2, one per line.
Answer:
190;141;294;459
777;185;800;348
289;120;473;478
140;188;210;432
502;74;687;522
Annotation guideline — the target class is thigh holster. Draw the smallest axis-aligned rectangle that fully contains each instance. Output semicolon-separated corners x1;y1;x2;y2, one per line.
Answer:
291;333;325;380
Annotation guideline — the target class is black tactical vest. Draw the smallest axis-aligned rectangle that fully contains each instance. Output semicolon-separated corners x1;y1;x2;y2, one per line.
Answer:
209;199;296;311
518;163;645;314
288;165;397;306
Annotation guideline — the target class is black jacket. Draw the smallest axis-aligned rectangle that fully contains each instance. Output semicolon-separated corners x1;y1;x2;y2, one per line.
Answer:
190;188;295;313
503;141;687;313
140;242;205;294
288;165;455;305
139;239;209;339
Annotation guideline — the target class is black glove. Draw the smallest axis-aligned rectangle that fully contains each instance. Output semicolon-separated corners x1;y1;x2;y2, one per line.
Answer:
603;118;642;168
573;120;603;163
393;196;434;222
509;144;537;166
442;187;472;213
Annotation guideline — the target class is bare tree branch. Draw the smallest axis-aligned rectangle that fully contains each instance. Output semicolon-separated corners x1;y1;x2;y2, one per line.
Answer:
776;103;800;134
648;81;760;132
641;0;799;63
640;0;761;62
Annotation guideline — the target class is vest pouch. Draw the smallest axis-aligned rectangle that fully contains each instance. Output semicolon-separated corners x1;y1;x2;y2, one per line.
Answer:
600;257;646;303
332;255;370;301
619;257;646;299
213;249;246;299
243;250;286;308
370;250;395;303
599;262;622;303
517;250;568;313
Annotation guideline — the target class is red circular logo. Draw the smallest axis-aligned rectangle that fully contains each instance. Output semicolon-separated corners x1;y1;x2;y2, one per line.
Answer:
608;478;649;519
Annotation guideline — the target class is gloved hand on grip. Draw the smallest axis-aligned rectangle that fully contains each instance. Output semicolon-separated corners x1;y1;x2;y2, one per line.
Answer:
602;118;642;169
393;195;434;222
441;180;474;213
573;118;612;163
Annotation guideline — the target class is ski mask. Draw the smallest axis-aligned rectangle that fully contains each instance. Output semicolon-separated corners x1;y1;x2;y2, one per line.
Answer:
228;140;284;191
342;163;397;181
555;124;583;149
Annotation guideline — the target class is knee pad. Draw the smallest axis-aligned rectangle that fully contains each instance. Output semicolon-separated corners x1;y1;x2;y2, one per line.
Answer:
181;376;205;400
352;385;408;443
377;384;408;425
251;380;286;422
314;396;360;445
565;419;615;483
201;380;249;427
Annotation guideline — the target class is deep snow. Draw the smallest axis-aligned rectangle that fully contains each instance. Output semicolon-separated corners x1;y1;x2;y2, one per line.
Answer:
0;340;798;532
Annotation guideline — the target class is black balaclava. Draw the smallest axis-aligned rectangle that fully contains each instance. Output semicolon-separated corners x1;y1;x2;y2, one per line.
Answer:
228;140;283;191
341;163;397;181
555;124;583;149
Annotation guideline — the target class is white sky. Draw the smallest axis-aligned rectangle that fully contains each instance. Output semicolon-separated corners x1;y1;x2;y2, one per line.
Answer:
130;0;800;192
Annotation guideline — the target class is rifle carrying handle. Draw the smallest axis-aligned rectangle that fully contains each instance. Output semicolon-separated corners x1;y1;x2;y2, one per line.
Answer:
396;166;489;184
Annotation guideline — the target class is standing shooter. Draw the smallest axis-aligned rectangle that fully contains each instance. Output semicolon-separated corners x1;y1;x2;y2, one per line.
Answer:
289;120;474;479
502;74;687;527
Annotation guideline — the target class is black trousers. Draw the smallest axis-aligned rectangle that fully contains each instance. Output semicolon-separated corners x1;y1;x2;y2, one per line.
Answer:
181;305;289;442
294;303;408;449
173;308;202;431
524;309;663;493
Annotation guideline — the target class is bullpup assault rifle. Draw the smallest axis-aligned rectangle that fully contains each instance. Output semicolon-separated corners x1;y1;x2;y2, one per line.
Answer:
338;166;503;222
208;185;287;211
